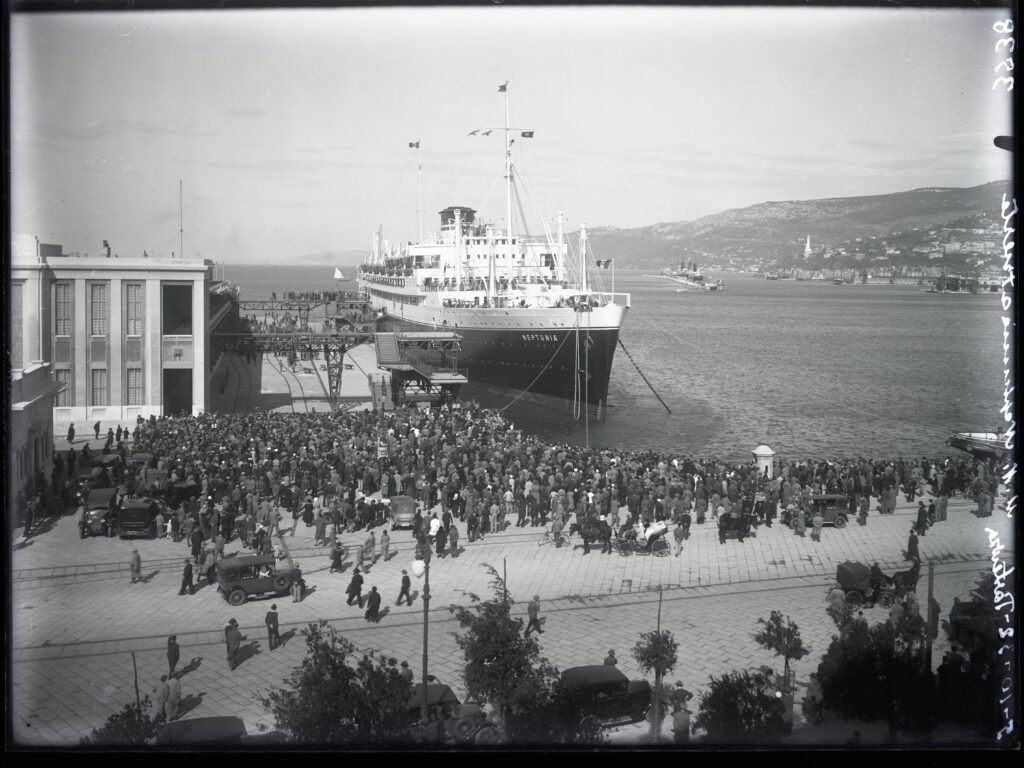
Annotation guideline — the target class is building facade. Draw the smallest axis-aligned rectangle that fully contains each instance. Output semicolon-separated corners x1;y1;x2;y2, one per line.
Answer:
8;363;64;518
10;239;212;429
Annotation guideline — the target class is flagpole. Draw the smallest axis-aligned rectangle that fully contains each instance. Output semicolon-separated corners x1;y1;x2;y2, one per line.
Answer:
417;142;423;242
504;81;512;251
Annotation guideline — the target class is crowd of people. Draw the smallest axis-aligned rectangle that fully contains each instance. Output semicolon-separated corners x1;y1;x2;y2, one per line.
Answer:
41;401;997;563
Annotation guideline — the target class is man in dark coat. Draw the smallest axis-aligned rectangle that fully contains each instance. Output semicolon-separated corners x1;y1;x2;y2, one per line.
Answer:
190;526;204;564
718;511;730;545
179;559;194;595
346;568;364;607
435;525;447;558
397;569;413;606
448;524;460;558
364;586;382;622
67;424;76;444
167;635;180;677
906;528;920;561
916;501;929;536
225;619;242;671
265;604;281;651
94;421;101;440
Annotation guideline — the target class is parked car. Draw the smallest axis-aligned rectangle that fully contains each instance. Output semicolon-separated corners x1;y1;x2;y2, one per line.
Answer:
79;487;118;538
389;495;418;530
154;716;285;746
787;494;852;530
130;452;155;471
559;665;652;727
216;554;302;606
94;453;124;483
118;497;165;538
75;465;111;492
406;684;501;745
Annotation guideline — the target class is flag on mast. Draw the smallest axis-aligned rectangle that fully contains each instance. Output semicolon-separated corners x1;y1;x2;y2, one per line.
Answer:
498;82;507;92
409;141;419;148
596;259;613;269
521;131;534;138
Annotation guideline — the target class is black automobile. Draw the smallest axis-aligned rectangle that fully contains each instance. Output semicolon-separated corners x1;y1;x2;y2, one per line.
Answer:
79;487;118;538
118;497;166;538
559;665;652;727
406;684;501;745
786;494;851;530
216;554;302;606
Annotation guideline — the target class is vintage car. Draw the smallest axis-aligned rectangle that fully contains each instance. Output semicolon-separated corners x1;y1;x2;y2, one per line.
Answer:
130;452;155;471
559;665;652;727
154;716;286;746
79;487;118;538
75;465;111;492
118;497;166;538
216;554;302;606
787;494;852;530
406;684;501;745
94;453;125;483
389;495;418;530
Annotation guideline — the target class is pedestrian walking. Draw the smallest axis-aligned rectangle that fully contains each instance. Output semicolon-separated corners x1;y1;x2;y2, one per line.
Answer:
397;569;413;606
400;661;415;684
179;559;193;595
265;604;281;651
225;619;242;671
916;501;929;536
525;595;545;635
364;586;382;622
435;524;448;558
363;531;376;570
346;568;364;607
680;509;692;540
380;529;391;562
906;528;920;562
167;635;180;677
329;540;344;573
794;506;807;537
166;674;182;722
291;573;305;603
811;510;824;543
448;524;460;557
673;523;685;556
129;549;142;583
67;423;75;444
94;421;101;440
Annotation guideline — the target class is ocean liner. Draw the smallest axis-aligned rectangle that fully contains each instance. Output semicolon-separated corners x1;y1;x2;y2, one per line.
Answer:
358;84;630;416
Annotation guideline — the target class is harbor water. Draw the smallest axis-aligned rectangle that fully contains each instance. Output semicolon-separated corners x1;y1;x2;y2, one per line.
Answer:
225;265;1006;461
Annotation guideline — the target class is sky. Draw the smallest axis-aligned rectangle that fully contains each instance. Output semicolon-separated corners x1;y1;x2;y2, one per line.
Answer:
10;5;1014;263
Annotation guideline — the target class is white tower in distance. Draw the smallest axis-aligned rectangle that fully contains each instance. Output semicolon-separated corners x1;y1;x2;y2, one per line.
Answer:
804;234;812;259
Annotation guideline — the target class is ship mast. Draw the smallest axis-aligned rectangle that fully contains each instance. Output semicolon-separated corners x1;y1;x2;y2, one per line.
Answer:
417;143;424;241
503;81;513;251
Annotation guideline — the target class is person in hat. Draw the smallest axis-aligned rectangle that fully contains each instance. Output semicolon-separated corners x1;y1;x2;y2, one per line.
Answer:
364;586;382;622
399;660;414;684
179;558;194;595
265;604;281;651
224;619;242;671
129;549;142;584
346;568;365;608
525;595;544;635
397;569;413;606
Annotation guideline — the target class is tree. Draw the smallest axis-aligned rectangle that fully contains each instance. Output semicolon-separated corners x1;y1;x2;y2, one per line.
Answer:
259;622;413;744
753;610;810;687
80;696;164;745
632;628;678;740
693;669;790;744
449;565;600;744
816;610;935;736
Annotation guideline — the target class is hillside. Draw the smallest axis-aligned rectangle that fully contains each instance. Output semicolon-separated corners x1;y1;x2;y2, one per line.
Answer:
585;181;1011;268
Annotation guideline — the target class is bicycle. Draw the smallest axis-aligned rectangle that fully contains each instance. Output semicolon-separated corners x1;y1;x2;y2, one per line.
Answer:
537;523;570;548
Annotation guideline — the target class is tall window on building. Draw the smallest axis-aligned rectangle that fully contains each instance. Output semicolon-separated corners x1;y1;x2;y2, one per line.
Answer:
91;369;108;406
11;281;23;369
126;368;144;405
55;282;72;335
126;283;144;335
162;283;193;335
90;283;109;335
55;369;71;407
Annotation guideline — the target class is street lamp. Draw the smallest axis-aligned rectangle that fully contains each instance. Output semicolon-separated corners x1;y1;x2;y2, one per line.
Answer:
411;540;431;723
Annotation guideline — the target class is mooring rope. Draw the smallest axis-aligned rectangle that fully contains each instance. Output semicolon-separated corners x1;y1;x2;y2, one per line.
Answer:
617;336;672;414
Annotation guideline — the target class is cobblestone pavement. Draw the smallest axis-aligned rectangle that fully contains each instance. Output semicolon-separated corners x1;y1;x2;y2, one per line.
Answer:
11;486;1013;747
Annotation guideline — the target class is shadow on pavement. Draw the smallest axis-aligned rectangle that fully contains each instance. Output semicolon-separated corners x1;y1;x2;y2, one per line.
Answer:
236;642;262;667
138;570;161;583
279;628;298;647
174;692;206;719
176;657;203;679
298;586;317;602
12;539;35;551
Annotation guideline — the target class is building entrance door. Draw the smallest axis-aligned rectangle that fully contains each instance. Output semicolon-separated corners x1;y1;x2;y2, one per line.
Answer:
163;369;192;416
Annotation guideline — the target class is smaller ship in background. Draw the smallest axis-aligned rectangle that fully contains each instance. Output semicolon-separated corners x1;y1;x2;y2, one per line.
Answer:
662;260;725;291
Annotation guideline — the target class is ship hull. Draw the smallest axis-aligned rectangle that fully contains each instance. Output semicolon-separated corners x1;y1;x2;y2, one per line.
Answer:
376;307;623;408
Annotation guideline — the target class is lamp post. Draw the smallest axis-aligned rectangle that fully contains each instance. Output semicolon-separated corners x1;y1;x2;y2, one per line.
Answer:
412;540;432;723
